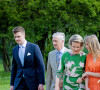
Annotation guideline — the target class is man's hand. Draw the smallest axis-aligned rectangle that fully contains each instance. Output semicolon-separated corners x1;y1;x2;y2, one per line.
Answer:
10;86;14;90
38;84;44;90
59;79;63;88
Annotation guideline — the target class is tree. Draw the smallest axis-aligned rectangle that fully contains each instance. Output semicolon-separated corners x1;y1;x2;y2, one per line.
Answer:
0;0;100;71
0;0;20;72
0;0;12;72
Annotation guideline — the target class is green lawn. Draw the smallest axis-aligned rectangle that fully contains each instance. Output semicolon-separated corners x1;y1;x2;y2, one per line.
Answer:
0;61;46;90
0;62;11;90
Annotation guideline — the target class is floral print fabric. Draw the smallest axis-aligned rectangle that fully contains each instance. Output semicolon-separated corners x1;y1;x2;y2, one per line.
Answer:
57;52;86;90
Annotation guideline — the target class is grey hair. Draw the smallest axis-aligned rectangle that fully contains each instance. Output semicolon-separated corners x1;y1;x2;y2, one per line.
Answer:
69;34;84;49
52;32;65;42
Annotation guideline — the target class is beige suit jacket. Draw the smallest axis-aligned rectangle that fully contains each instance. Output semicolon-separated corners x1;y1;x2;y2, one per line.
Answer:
46;47;70;90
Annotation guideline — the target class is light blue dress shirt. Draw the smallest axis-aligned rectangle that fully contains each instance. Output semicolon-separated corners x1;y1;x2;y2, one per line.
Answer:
19;40;27;66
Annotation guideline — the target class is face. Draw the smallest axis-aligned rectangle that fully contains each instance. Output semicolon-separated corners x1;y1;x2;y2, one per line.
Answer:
85;41;90;52
71;42;82;54
52;36;64;51
14;32;25;45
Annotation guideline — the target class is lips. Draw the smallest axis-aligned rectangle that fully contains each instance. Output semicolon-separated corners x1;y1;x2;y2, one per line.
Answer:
75;51;78;52
54;45;57;47
73;51;79;54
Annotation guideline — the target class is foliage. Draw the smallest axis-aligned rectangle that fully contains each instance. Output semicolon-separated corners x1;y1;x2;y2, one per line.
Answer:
0;0;100;70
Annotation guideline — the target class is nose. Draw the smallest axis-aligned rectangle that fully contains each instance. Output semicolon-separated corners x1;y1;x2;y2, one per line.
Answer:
75;48;78;51
53;41;56;45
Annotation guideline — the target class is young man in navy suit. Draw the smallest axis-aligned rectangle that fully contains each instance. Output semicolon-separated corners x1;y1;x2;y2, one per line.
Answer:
10;27;45;90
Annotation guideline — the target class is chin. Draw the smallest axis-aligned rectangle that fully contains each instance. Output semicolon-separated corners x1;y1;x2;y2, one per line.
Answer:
54;46;57;49
74;52;79;54
75;53;79;54
17;42;21;45
16;42;19;44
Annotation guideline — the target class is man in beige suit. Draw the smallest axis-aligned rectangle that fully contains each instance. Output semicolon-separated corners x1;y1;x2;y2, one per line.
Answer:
46;32;70;90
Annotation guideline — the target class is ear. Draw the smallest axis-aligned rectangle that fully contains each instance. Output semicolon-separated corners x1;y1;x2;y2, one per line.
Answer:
62;40;64;43
22;32;25;37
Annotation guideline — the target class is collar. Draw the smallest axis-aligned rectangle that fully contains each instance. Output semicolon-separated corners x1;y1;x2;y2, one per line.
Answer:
19;40;27;48
57;47;65;54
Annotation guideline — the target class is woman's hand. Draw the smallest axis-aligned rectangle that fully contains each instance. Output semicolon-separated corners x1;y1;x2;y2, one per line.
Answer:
55;77;60;90
86;87;90;90
82;72;90;79
76;77;83;84
82;73;87;79
98;80;100;83
59;79;63;88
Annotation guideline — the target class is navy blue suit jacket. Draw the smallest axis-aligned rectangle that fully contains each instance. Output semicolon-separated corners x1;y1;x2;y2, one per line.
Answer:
10;42;45;90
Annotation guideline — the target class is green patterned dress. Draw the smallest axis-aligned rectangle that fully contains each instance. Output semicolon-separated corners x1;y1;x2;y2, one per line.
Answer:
57;52;86;90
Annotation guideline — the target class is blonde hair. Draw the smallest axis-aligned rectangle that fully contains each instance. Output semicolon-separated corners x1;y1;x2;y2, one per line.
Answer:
69;34;84;49
84;35;100;58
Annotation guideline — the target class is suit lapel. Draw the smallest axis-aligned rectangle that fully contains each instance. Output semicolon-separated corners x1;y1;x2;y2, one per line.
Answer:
15;45;22;66
53;50;57;69
24;42;31;66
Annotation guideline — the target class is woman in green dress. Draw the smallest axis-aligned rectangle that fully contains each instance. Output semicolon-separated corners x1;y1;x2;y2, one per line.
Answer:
55;34;86;90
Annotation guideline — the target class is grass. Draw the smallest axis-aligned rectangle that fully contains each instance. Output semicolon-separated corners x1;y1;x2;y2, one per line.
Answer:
0;61;46;90
0;62;11;90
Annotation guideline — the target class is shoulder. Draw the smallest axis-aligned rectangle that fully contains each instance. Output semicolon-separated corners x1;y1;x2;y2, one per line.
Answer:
80;51;87;56
49;50;56;55
63;51;70;57
64;47;71;52
27;42;39;49
12;45;18;51
27;42;38;46
86;53;91;58
87;53;91;56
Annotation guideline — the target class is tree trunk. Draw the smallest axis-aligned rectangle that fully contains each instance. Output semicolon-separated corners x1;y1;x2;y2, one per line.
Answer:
37;32;48;69
37;32;48;57
1;37;11;72
6;50;11;71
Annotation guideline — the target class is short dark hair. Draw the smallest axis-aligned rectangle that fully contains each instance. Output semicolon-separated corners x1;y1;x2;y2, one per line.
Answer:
12;26;25;34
